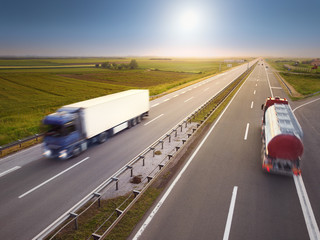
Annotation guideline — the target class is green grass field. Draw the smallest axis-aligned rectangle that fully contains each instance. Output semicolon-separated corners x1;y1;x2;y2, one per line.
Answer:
0;58;247;145
266;58;320;99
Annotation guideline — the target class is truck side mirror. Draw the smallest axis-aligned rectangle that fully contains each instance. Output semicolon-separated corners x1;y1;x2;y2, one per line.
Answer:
261;104;264;110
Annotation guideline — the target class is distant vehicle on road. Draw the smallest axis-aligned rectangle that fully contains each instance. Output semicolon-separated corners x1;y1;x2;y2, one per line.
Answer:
42;90;150;159
261;97;303;175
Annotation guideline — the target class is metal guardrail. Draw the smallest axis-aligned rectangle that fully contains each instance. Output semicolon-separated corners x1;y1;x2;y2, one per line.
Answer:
0;134;43;157
33;64;255;240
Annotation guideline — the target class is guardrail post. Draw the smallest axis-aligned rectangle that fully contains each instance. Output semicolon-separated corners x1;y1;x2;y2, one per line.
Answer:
70;212;78;230
116;209;123;217
159;164;164;170
112;177;119;191
18;140;22;148
173;129;177;137
182;140;186;144
188;134;191;138
127;165;133;177
150;147;155;157
133;190;140;198
94;192;101;207
139;156;145;166
168;154;173;160
184;120;187;128
175;147;180;151
179;124;182;132
147;176;153;183
166;134;171;143
92;233;102;240
159;140;164;149
193;128;196;133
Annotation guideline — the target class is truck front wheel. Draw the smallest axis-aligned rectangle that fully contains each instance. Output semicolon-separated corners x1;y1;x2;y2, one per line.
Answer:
72;146;81;157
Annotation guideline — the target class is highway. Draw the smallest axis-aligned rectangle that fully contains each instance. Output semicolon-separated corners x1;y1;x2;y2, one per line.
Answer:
131;63;320;240
0;61;255;239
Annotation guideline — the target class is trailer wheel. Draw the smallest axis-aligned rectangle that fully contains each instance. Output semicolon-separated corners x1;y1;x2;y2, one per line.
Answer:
131;118;137;127
98;132;107;143
136;116;141;124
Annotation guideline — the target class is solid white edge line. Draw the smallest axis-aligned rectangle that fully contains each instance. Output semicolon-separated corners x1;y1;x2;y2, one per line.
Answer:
143;114;164;126
293;175;320;240
223;186;238;240
244;123;250;140
132;65;256;240
19;157;89;198
265;67;274;97
0;166;21;178
293;98;320;113
0;144;40;163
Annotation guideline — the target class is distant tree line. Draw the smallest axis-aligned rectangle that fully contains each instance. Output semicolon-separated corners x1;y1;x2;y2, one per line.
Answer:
96;59;138;70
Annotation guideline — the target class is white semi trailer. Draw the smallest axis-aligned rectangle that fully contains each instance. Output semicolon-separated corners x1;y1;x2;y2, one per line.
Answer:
42;90;149;159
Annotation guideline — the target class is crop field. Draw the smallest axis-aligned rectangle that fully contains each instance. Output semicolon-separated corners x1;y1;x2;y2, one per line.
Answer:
0;58;246;145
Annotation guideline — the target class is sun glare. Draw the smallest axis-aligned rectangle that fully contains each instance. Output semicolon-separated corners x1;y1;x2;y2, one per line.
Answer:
178;8;200;32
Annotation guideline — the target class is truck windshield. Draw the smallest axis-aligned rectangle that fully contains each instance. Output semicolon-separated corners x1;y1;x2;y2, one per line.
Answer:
43;122;76;137
44;124;65;137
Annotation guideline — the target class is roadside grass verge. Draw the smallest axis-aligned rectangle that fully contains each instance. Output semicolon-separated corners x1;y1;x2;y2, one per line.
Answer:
48;188;161;240
279;72;320;96
265;59;320;99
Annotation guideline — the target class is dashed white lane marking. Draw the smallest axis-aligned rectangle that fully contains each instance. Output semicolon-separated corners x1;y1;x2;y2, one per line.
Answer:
253;90;256;95
144;114;164;126
19;157;90;198
184;97;194;103
173;94;179;98
223;186;238;240
0;166;21;178
151;103;160;108
244;123;250;140
251;101;254;109
164;98;170;102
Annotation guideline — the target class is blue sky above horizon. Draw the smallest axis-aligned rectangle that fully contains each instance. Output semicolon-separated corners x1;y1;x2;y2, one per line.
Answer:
1;0;319;58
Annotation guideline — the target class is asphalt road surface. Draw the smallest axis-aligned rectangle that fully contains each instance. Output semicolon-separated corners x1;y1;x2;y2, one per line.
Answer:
131;62;320;240
0;61;255;240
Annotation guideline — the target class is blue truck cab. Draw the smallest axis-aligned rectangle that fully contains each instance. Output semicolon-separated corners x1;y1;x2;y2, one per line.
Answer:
42;108;83;159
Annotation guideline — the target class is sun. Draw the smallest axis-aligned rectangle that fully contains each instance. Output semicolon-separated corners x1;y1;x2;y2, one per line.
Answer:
178;8;200;32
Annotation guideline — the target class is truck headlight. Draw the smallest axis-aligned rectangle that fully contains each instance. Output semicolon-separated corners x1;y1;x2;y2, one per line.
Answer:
59;150;68;159
43;149;51;157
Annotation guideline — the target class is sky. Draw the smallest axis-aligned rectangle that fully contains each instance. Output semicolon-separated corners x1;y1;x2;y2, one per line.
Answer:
1;0;319;58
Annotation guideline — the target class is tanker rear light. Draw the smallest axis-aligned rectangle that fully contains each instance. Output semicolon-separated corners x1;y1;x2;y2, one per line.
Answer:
263;163;273;172
292;168;301;176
